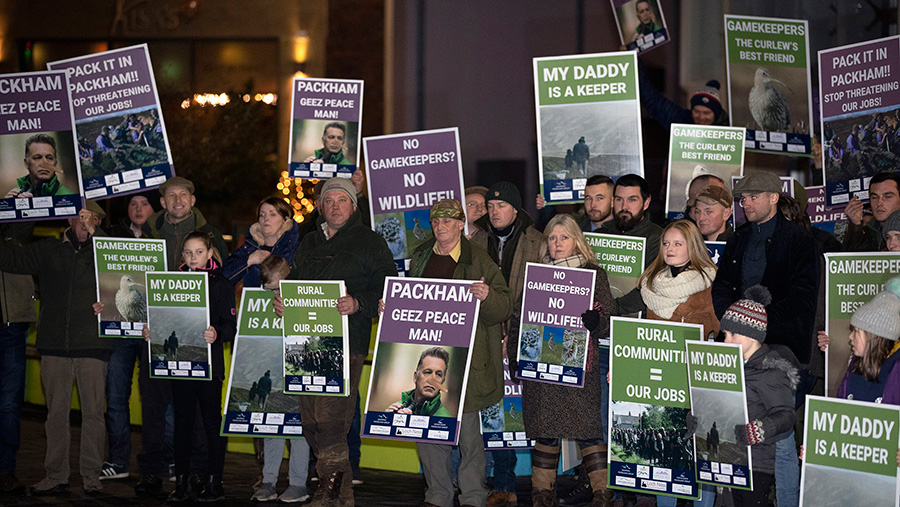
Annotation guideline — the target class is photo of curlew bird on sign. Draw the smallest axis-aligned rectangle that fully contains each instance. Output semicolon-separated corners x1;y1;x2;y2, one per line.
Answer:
727;61;810;138
748;67;793;132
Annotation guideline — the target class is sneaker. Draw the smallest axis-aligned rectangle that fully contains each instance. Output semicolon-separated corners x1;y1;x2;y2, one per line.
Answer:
351;463;363;485
252;482;277;502
99;462;129;480
278;485;310;503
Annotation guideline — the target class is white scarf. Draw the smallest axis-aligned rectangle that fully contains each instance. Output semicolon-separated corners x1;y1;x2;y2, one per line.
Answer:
640;266;715;319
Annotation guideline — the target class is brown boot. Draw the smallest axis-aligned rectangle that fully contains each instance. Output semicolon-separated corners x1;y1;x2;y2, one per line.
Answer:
531;488;559;507
309;471;343;507
582;445;612;507
486;490;517;506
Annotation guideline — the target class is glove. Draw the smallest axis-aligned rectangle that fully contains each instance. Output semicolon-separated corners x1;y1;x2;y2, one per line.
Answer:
507;358;521;384
581;309;601;332
735;420;764;446
685;412;698;438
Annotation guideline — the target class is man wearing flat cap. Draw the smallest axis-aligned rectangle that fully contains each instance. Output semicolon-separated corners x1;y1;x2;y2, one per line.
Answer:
409;198;511;507
275;177;395;506
693;186;734;241
0;200;113;496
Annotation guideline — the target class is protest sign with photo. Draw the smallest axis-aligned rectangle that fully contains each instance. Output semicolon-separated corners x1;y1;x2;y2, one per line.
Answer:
222;289;303;438
665;124;745;221
724;15;812;155
280;280;349;396
805;185;847;237
534;52;643;205
819;35;900;207
0;70;82;221
363;277;480;445
610;0;669;54
93;236;166;338
608;317;702;500
480;357;535;450
685;341;753;491
515;263;596;387
365;127;465;275
823;252;900;396
146;271;211;380
584;232;645;329
48;44;173;200
801;395;899;507
288;78;363;180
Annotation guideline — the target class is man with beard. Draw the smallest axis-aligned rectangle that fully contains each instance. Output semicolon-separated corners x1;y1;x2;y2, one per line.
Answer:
385;347;452;417
842;171;900;252
599;174;662;268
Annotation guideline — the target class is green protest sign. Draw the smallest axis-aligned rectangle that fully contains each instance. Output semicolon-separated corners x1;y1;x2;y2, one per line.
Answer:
608;317;702;499
535;53;638;106
724;16;808;68
801;395;900;506
686;341;752;490
280;280;349;396
146;271;211;380
222;289;304;438
93;237;166;338
824;253;900;396
584;233;645;332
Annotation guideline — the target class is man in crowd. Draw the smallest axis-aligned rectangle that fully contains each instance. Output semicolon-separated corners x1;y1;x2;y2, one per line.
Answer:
0;202;111;496
685;173;727;219
6;133;75;199
275;177;395;506
712;171;819;507
305;122;349;166
464;186;488;239
599;174;662;267
386;347;452;417
692;186;734;241
842;171;900;252
534;174;614;232
470;182;542;507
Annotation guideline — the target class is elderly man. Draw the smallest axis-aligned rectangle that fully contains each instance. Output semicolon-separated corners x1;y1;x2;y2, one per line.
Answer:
464;186;488;238
276;177;395;507
386;347;452;417
409;199;511;507
6;133;75;199
305;122;349;165
692;186;734;241
0;201;112;496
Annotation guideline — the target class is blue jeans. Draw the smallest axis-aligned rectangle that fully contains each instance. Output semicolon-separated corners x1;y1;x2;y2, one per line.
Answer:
106;339;142;467
775;430;800;507
0;322;29;475
598;347;609;440
489;449;517;492
655;483;716;507
348;392;361;464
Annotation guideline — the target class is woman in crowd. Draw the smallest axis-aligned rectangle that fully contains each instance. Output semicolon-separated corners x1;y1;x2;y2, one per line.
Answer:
507;214;614;507
224;197;299;288
883;210;900;252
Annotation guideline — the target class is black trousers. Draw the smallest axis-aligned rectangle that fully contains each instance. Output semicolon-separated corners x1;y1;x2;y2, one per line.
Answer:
137;345;173;476
731;471;774;507
172;378;225;476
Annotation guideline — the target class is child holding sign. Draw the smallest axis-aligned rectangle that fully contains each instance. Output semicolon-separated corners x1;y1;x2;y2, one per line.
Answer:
721;286;799;507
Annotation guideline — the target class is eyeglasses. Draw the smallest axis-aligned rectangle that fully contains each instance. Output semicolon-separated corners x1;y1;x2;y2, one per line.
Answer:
737;194;763;207
466;201;485;211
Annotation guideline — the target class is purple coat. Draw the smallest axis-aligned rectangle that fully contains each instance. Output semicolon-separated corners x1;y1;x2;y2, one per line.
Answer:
837;351;900;405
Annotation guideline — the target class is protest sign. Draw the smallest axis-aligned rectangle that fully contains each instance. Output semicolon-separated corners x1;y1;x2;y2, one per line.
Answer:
146;271;211;380
608;317;701;500
610;0;669;54
685;341;753;490
534;52;643;204
705;241;726;267
280;280;349;396
48;44;173;199
731;174;792;226
222;289;303;438
801;395;900;507
823;252;900;396
288;78;363;180
805;185;847;237
93;236;166;338
665;124;745;221
819;35;900;207
363;277;480;445
516;263;596;387
724;15;812;155
480;357;535;450
0;70;82;221
584;232;645;329
365;128;465;275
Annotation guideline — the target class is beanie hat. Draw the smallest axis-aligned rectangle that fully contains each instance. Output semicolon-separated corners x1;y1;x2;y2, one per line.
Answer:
720;285;771;342
883;210;900;240
690;80;723;119
486;181;522;211
850;276;900;341
320;177;358;208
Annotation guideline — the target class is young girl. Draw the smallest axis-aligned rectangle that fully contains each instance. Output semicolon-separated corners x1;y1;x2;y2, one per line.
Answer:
144;231;236;502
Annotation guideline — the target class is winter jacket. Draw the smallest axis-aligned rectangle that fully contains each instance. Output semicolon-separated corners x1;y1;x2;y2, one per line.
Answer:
712;210;820;363
507;262;614;440
469;212;544;307
147;207;229;269
0;228;113;359
842;219;885;252
179;259;236;378
642;266;719;340
110;217;152;239
837;346;900;405
743;344;800;474
0;223;36;324
636;59;730;131
410;236;512;413
224;219;300;287
398;389;452;417
290;211;395;356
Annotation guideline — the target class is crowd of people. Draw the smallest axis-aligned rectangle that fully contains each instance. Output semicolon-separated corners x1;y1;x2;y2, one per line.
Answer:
610;427;694;471
285;347;344;379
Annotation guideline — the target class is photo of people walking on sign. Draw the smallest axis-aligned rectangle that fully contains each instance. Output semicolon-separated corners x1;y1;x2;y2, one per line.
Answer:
228;340;295;414
283;335;345;393
610;401;695;472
